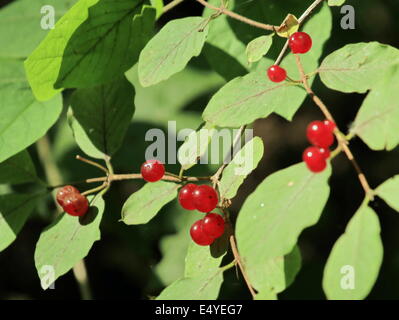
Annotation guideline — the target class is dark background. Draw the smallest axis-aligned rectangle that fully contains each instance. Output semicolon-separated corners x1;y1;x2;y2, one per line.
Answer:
0;0;399;300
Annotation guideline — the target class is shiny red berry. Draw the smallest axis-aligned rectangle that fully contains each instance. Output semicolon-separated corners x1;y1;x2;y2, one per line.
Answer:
178;183;197;210
190;220;214;246
141;159;165;182
303;146;327;173
63;193;89;217
319;148;331;159
323;119;336;133
56;185;79;207
306;120;334;148
267;65;287;83
289;32;312;54
192;185;219;213
202;213;225;239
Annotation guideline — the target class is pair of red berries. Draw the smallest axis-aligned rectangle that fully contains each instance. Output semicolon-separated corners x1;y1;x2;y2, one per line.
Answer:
267;31;313;83
56;185;89;217
190;213;225;246
178;183;219;213
303;120;336;173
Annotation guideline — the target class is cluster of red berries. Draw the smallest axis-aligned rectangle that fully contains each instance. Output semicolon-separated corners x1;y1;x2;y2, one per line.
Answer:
56;185;89;217
140;159;225;246
303;120;336;173
179;183;225;246
267;31;313;83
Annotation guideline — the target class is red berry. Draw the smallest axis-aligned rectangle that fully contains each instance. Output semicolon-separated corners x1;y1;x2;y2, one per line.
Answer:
202;213;225;239
267;65;287;83
306;120;334;148
319;148;331;159
289;32;312;54
323;119;336;133
303;146;327;173
56;185;79;207
178;183;197;210
190;220;214;246
192;185;219;213
63;193;89;217
141;160;165;182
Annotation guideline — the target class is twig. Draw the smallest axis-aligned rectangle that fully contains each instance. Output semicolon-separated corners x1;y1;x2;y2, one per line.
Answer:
76;155;108;174
229;235;257;299
196;0;277;31
211;125;246;188
294;54;374;200
275;0;326;65
162;0;186;14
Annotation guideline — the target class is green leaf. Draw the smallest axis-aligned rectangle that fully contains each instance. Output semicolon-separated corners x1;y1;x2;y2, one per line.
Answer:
0;193;40;252
177;122;216;170
328;0;346;6
67;109;105;159
138;17;209;87
122;181;179;225
157;242;226;300
70;76;135;156
351;68;399;151
156;273;224;300
322;205;383;300
236;163;331;284
155;212;198;286
0;0;76;58
319;42;399;93
376;175;399;212
150;0;163;18
25;0;155;101
219;137;264;199
35;195;105;289
0;150;39;185
246;35;274;64
0;58;62;163
202;4;332;125
203;0;249;81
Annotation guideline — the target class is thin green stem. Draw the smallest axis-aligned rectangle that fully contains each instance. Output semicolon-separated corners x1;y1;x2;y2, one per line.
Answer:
220;260;237;272
162;0;185;15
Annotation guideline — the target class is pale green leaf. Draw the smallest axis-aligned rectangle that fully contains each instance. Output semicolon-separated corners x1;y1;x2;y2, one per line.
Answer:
25;0;155;101
328;0;346;6
35;195;105;289
177;122;216;170
150;0;163;18
70;76;135;156
0;58;62;162
0;0;76;58
67;110;105;159
236;163;331;282
246;35;274;64
351;68;399;151
319;42;399;93
121;181;179;225
322;205;383;300
219;137;264;200
376;175;399;212
0;193;40;252
138;17;209;87
0;150;39;185
156;273;224;300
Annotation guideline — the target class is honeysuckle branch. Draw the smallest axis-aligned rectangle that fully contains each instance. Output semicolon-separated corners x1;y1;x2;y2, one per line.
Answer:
76;155;108;174
162;0;186;14
275;0;326;65
294;54;375;200
196;0;277;31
